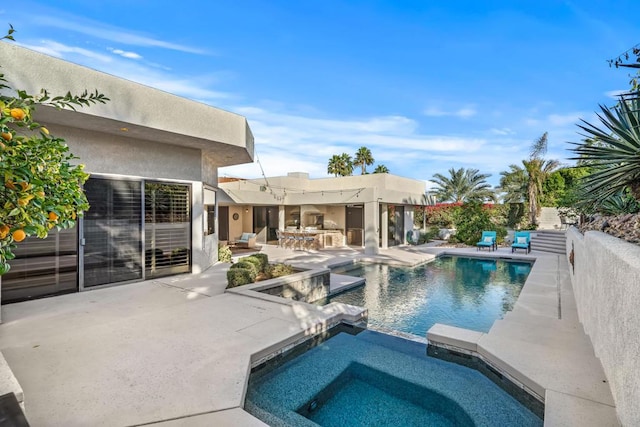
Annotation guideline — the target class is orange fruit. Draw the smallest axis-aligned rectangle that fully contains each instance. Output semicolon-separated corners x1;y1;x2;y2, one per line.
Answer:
10;108;26;121
48;212;59;221
0;225;9;239
1;132;11;141
12;229;26;242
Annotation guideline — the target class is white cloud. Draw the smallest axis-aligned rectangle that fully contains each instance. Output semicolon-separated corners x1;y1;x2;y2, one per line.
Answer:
604;89;628;98
547;112;584;127
490;127;515;135
219;105;498;181
19;40;232;101
31;14;207;54
109;48;142;60
19;40;113;62
423;106;477;118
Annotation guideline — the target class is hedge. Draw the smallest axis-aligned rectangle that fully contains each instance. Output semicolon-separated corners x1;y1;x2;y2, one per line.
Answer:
226;268;254;288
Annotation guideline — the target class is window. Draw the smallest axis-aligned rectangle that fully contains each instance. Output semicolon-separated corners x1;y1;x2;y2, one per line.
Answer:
205;205;215;235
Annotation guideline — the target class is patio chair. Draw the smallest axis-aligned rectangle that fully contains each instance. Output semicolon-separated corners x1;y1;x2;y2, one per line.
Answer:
476;231;497;251
232;232;257;249
511;231;531;253
275;229;285;247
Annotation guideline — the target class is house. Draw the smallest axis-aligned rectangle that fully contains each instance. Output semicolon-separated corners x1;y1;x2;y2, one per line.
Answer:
218;172;429;254
1;43;254;304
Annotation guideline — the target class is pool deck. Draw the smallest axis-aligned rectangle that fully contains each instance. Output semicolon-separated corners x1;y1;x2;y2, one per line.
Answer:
0;243;619;426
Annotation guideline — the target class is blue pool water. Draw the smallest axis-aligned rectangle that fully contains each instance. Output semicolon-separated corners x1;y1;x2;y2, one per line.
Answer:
245;330;542;426
327;256;532;334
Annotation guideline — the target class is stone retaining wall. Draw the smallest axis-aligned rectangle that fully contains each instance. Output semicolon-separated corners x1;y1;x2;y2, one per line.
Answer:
227;267;330;303
566;227;640;426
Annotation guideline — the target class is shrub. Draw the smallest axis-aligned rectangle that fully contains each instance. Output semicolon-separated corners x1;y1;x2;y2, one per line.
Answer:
424;203;462;227
239;256;262;274
251;253;269;272
226;268;253;288
418;225;440;244
268;263;294;278
230;261;258;280
218;244;232;263
452;202;496;245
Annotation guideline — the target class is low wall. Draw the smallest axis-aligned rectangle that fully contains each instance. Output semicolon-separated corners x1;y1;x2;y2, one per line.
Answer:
566;228;640;426
227;268;330;303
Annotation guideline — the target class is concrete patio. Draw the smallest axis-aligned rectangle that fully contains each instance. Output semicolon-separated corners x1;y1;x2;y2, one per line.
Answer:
0;243;620;426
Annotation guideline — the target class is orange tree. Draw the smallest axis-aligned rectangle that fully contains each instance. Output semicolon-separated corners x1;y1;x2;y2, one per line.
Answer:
0;26;108;274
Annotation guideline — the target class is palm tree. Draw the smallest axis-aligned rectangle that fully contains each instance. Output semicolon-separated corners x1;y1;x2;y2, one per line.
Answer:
327;155;342;177
338;153;354;176
354;146;374;175
373;164;389;174
570;96;640;207
429;167;495;203
498;164;528;204
524;132;560;225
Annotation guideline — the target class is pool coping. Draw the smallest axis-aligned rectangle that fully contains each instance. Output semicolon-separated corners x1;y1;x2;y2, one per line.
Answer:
426;250;619;426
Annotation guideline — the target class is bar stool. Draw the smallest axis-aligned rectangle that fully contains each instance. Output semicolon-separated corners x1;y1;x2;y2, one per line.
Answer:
285;231;296;249
303;232;317;250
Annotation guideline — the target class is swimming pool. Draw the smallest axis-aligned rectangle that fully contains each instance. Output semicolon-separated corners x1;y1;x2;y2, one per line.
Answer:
245;328;542;426
327;256;532;335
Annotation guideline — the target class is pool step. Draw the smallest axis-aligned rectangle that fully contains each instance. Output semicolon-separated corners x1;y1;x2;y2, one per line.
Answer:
329;273;365;294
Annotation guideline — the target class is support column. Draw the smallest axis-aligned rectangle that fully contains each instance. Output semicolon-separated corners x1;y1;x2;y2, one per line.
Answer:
380;203;388;250
278;205;285;230
405;206;414;244
364;200;380;255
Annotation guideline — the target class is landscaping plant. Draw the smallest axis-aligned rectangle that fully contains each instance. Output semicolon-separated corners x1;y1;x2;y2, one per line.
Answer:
0;26;108;274
451;202;507;245
217;244;232;263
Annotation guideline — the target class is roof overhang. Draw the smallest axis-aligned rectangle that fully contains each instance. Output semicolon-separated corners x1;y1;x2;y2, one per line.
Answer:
1;42;254;168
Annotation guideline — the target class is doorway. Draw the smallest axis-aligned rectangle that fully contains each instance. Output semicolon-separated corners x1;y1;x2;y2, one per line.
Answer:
218;206;229;241
253;206;278;243
346;205;364;246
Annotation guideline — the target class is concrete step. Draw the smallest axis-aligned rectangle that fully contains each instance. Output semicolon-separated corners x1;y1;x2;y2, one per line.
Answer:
535;230;566;238
530;230;566;254
531;243;565;255
533;236;565;244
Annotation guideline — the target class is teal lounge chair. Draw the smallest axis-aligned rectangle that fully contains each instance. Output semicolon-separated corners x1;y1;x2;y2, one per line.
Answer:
511;231;531;253
406;230;418;245
476;231;497;251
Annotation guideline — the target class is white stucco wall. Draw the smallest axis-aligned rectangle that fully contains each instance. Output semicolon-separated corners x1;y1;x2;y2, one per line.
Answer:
566;228;640;426
52;125;203;182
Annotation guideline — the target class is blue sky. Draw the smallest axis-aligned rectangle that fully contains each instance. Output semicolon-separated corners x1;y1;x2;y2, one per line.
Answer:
3;1;638;188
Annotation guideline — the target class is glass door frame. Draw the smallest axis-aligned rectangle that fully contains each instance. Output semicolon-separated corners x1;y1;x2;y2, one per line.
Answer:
78;175;192;291
78;175;144;291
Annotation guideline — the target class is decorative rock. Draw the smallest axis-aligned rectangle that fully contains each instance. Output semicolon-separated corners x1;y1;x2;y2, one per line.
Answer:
579;214;640;245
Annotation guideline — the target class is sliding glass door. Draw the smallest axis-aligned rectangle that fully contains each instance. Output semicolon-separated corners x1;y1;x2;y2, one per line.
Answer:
3;177;192;302
82;178;143;288
144;182;191;278
3;228;78;303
